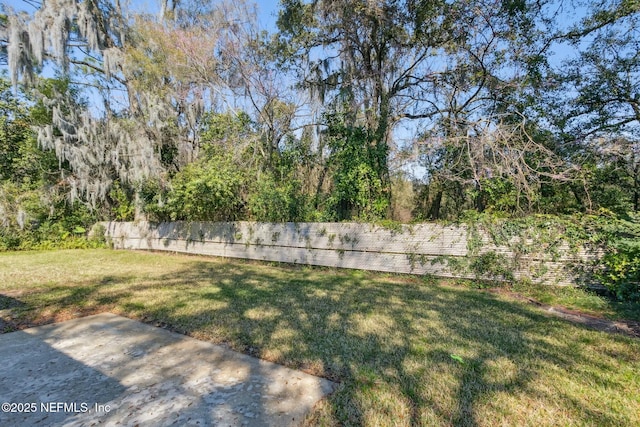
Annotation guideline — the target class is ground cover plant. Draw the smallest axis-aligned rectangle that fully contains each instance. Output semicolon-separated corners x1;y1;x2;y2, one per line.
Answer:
1;249;639;426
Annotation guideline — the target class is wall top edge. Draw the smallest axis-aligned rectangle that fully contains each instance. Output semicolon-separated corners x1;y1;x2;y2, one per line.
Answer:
97;220;469;229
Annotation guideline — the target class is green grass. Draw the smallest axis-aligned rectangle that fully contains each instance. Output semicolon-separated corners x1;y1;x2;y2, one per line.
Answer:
1;249;639;426
508;281;640;322
445;277;640;323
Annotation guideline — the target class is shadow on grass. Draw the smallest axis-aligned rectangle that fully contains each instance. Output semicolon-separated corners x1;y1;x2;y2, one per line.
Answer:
0;294;26;310
2;257;639;426
0;294;27;333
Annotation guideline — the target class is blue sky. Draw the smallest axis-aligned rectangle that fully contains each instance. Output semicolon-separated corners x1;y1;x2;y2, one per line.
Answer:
3;0;281;29
253;1;280;29
2;0;597;177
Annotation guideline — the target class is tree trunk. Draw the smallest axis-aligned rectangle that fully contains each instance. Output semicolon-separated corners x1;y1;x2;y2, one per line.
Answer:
634;162;639;212
475;183;486;212
428;189;443;220
134;191;146;221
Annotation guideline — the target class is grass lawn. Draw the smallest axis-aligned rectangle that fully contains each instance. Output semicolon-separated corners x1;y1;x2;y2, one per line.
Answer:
1;249;639;426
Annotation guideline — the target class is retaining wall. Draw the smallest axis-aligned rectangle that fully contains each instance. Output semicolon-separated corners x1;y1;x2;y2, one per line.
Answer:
99;221;588;285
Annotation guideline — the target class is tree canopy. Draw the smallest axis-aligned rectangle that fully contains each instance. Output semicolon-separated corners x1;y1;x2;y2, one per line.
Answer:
0;0;638;221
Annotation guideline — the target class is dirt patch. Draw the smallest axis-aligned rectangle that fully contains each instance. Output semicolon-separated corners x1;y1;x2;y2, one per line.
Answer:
536;303;640;337
487;288;640;338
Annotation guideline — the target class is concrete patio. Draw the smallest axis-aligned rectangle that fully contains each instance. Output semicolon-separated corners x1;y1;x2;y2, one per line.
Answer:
0;313;335;426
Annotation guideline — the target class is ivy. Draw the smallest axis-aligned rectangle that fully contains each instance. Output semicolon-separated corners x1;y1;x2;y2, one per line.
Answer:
449;212;640;300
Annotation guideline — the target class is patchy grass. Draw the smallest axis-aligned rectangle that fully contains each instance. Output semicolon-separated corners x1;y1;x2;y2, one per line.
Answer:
507;281;640;322
1;249;639;426
436;276;640;323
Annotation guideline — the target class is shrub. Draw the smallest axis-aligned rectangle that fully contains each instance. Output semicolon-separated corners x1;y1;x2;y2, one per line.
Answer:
0;181;103;251
455;211;640;301
154;155;246;221
247;175;311;222
591;212;640;301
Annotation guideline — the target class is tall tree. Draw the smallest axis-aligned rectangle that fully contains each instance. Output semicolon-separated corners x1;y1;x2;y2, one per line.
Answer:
555;0;640;211
276;0;457;216
276;0;574;218
3;0;262;209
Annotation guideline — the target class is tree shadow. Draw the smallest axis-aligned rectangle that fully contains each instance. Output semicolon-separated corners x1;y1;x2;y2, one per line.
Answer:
122;260;636;425
0;294;26;310
0;326;126;426
2;255;638;425
0;313;332;426
0;294;27;333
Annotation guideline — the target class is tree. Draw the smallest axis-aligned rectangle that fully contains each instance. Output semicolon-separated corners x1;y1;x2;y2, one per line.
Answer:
3;0;263;210
276;0;577;219
276;0;459;215
555;0;640;211
0;76;99;249
0;76;61;188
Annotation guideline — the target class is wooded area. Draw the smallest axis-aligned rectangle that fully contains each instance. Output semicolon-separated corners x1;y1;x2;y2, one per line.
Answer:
0;1;638;298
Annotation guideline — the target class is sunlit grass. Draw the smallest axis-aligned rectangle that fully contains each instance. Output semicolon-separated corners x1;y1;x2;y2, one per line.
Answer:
1;249;639;426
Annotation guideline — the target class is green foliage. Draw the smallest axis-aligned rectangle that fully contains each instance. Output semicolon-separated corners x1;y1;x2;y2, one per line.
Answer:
469;251;514;281
324;115;389;221
598;248;640;302
0;181;104;251
142;110;263;222
474;178;521;213
374;219;405;233
0;79;58;184
458;211;640;301
581;159;637;215
590;212;640;301
247;175;311;222
200;111;254;150
109;181;135;221
153;154;246;221
0;77;101;251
